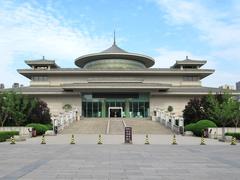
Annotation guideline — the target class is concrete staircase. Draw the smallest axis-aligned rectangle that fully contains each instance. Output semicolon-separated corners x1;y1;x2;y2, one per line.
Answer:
124;119;172;134
61;118;171;135
109;119;124;135
61;119;107;134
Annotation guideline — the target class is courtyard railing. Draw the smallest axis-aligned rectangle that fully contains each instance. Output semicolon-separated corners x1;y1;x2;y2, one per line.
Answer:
51;109;78;132
153;109;184;134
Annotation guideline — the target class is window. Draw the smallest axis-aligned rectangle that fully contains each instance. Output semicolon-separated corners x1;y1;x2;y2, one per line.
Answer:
183;76;199;81
35;66;48;70
32;76;48;81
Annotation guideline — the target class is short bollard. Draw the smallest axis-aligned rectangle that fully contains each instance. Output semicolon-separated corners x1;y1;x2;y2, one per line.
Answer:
145;134;150;145
172;134;177;145
10;137;16;145
200;135;206;145
230;136;237;145
41;135;46;144
214;132;217;139
70;134;75;144
97;134;103;144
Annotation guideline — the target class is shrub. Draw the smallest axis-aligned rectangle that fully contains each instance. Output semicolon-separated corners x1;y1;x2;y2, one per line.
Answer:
192;120;217;136
225;132;240;140
63;104;72;112
45;124;53;130
26;123;48;135
184;123;195;132
167;106;173;112
0;131;19;142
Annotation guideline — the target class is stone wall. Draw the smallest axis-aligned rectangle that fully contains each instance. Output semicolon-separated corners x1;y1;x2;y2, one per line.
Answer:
150;95;193;116
208;127;240;138
31;74;201;87
38;95;82;116
0;127;32;137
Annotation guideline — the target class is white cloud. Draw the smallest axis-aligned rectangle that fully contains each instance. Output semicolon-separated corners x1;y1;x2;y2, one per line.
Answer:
152;0;240;87
0;1;110;87
154;0;240;54
153;48;203;68
153;47;223;87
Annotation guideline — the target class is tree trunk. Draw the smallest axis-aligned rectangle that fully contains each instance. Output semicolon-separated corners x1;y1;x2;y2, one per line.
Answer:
2;113;8;127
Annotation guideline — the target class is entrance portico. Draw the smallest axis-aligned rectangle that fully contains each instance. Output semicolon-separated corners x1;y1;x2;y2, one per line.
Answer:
81;93;150;118
108;107;122;118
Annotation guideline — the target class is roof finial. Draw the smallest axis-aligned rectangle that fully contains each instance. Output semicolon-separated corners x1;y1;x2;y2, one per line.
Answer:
113;30;116;45
186;56;188;60
43;56;45;60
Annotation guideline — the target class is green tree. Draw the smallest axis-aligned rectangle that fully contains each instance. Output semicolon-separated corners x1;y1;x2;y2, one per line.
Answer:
0;92;36;126
183;94;225;126
231;100;240;131
27;99;51;125
183;97;208;125
206;92;237;140
0;92;15;126
12;95;37;126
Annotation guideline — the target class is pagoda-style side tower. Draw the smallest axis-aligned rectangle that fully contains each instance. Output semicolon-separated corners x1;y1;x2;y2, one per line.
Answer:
171;56;206;70
25;56;60;70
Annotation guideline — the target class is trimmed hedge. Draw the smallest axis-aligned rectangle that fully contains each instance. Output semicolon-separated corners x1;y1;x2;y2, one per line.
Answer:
45;124;53;130
0;131;19;142
185;120;217;136
193;120;217;136
26;123;49;135
225;132;240;140
184;123;195;132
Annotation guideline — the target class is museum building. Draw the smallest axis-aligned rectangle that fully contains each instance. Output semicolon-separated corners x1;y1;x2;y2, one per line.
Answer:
15;40;227;119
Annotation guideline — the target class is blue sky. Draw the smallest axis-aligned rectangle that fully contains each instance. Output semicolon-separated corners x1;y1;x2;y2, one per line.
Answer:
0;0;240;88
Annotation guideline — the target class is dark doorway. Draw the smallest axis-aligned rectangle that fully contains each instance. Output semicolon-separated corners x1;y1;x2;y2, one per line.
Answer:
109;108;122;118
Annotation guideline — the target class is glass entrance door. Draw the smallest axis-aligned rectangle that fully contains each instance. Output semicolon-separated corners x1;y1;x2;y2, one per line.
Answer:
109;107;122;118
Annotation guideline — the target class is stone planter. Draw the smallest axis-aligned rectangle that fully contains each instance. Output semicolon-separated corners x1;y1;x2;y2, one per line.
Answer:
184;131;193;136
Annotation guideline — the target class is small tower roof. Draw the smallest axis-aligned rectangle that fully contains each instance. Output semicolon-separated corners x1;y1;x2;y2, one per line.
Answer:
25;56;60;68
171;56;207;68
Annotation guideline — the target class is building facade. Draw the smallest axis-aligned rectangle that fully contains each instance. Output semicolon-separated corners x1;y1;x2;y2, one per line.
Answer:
236;81;240;91
219;84;235;90
14;42;237;119
236;81;240;101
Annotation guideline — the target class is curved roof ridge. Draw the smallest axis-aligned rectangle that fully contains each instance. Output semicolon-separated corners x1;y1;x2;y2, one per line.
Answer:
101;43;128;53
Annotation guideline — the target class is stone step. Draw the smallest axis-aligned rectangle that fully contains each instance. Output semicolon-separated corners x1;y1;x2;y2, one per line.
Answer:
109;120;124;135
61;118;171;135
81;117;151;121
61;120;107;134
124;119;172;134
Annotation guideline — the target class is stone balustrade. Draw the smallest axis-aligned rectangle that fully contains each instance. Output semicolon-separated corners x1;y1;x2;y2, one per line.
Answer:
52;109;78;132
152;108;184;134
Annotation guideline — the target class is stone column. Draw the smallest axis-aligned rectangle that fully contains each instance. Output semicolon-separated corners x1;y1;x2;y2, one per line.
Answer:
125;100;129;118
101;100;106;118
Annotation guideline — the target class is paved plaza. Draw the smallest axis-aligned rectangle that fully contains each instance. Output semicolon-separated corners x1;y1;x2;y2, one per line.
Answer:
8;134;231;145
0;137;240;180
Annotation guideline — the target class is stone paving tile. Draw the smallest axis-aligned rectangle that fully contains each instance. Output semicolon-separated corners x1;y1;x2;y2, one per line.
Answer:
12;134;231;145
0;144;239;179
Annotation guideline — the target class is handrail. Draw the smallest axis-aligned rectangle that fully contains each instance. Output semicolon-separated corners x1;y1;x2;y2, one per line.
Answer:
106;119;111;134
52;109;78;132
153;109;184;134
